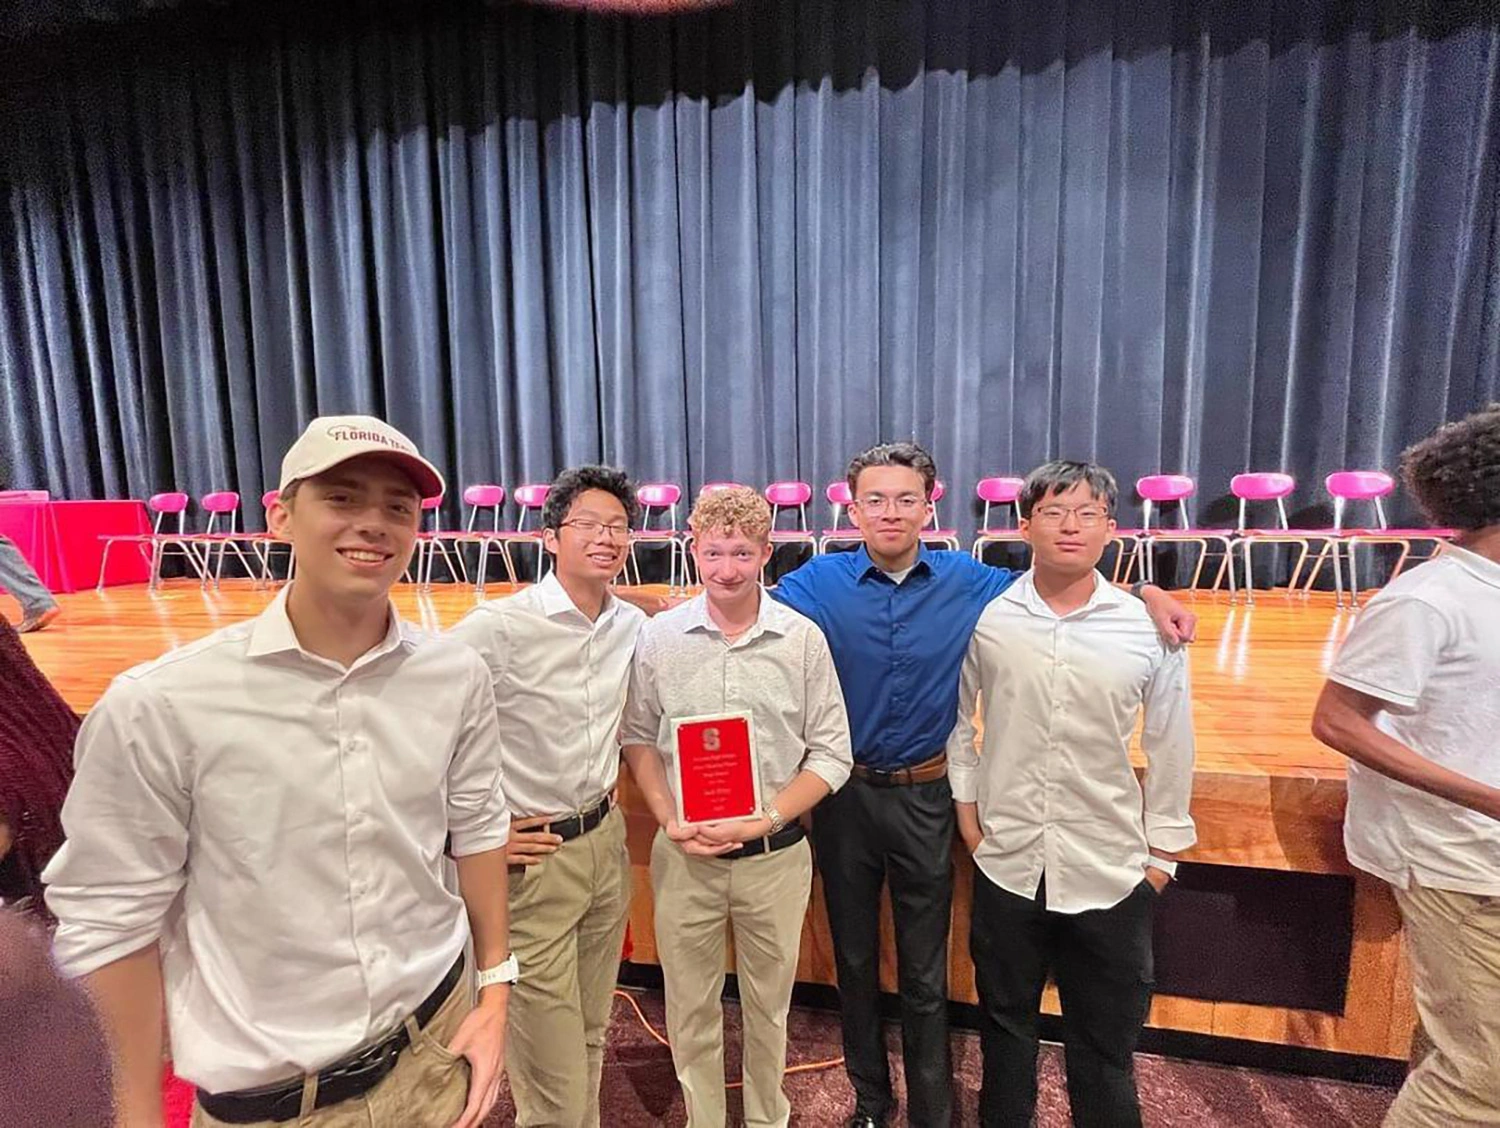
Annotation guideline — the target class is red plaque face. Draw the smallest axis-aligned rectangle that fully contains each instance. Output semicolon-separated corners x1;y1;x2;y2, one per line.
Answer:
672;713;761;826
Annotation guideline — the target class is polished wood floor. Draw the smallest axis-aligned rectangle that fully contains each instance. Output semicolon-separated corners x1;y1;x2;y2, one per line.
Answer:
12;578;1354;781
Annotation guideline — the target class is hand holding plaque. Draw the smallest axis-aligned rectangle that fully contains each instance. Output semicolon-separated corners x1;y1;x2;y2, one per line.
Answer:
671;712;762;828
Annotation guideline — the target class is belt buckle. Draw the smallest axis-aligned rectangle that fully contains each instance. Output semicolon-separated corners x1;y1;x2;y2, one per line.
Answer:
327;1035;401;1088
865;767;898;789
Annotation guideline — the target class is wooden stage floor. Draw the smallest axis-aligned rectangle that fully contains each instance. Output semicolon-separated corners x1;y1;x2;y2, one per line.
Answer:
9;581;1411;1060
15;579;1352;780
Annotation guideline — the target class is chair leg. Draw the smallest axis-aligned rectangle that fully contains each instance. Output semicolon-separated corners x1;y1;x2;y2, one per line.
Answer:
96;539;115;591
1242;541;1256;605
1300;541;1330;593
1388;542;1412;582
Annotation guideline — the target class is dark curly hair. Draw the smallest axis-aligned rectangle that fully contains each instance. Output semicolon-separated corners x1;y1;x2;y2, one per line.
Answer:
1400;404;1500;532
845;442;938;498
541;465;640;530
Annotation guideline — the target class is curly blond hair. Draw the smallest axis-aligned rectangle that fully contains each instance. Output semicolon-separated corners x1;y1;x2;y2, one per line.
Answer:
688;486;772;542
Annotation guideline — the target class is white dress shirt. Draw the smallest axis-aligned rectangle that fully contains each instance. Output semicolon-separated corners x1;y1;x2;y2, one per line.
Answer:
43;587;510;1093
1328;545;1500;896
620;590;853;805
448;574;646;817
947;571;1197;914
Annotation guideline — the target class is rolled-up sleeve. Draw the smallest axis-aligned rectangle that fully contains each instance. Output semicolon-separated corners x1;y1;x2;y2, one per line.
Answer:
445;658;510;857
800;626;852;792
1140;645;1198;852
619;631;663;748
44;677;191;978
945;636;983;803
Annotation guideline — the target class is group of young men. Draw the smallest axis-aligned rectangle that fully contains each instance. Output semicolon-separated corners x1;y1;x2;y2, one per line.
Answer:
34;402;1500;1128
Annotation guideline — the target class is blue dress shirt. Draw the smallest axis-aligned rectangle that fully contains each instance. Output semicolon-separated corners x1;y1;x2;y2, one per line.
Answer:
772;545;1018;769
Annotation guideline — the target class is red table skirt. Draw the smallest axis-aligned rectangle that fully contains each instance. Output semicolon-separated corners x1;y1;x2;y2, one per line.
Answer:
0;499;152;593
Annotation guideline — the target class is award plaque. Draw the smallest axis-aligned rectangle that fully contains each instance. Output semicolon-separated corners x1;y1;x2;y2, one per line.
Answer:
671;711;762;827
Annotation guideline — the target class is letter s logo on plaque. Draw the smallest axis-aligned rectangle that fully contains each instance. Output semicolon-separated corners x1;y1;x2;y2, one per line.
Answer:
670;711;761;827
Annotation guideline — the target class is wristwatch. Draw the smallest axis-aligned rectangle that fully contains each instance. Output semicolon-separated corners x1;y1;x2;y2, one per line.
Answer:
762;804;787;835
475;954;520;991
1144;856;1178;879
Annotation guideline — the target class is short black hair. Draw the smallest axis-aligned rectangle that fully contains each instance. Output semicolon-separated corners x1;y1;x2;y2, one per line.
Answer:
845;442;938;498
1400;404;1500;532
1018;460;1119;517
541;465;640;530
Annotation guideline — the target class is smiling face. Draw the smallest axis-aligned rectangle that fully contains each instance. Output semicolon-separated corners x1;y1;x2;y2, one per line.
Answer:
692;527;773;607
268;454;422;606
1020;479;1116;577
542;487;632;587
847;464;932;564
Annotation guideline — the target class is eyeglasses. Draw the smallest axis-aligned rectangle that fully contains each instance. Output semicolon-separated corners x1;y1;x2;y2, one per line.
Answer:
1029;505;1111;527
855;494;927;515
560;519;631;540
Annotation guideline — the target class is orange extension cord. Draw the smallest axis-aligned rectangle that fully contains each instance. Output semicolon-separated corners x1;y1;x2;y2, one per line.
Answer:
612;988;845;1088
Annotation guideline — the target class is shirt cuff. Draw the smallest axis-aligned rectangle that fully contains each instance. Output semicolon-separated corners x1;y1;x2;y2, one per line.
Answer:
804;758;852;795
448;823;510;858
948;763;978;804
1325;670;1420;712
1144;814;1197;853
50;920;161;981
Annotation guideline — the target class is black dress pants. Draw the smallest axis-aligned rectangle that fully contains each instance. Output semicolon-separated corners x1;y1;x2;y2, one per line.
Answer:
811;775;956;1126
970;870;1157;1128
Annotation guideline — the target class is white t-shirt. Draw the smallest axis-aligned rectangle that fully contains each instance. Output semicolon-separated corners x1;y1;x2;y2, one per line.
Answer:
1327;545;1500;895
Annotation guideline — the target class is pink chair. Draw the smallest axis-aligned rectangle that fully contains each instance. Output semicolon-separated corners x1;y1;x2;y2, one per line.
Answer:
629;483;684;588
1123;475;1235;593
971;476;1028;565
449;484;519;593
819;481;864;553
919;480;961;551
184;491;261;588
1304;471;1455;608
414;495;470;589
764;481;818;577
0;490;49;502
477;483;550;590
96;491;206;591
248;489;296;584
420;484;508;591
1231;472;1337;604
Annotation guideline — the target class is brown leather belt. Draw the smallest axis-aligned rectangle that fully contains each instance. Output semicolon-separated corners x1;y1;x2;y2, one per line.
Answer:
850;750;948;787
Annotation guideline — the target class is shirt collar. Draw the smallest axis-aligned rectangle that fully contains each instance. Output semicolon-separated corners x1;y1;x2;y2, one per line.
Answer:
856;543;935;584
683;587;793;641
536;571;618;626
246;584;411;667
1445;543;1500;589
1001;569;1127;619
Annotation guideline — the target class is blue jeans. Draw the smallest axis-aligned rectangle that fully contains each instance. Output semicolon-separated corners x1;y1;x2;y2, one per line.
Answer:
0;535;57;617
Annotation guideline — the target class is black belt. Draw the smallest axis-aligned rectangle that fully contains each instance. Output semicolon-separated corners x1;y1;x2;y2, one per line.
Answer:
544;794;613;842
196;952;465;1124
722;823;806;860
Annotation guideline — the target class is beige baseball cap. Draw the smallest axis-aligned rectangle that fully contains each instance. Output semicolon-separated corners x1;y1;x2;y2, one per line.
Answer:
278;415;446;499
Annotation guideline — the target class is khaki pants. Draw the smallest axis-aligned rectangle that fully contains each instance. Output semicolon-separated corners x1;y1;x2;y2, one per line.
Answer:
1386;883;1500;1128
650;829;812;1128
192;972;472;1128
506;805;631;1128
